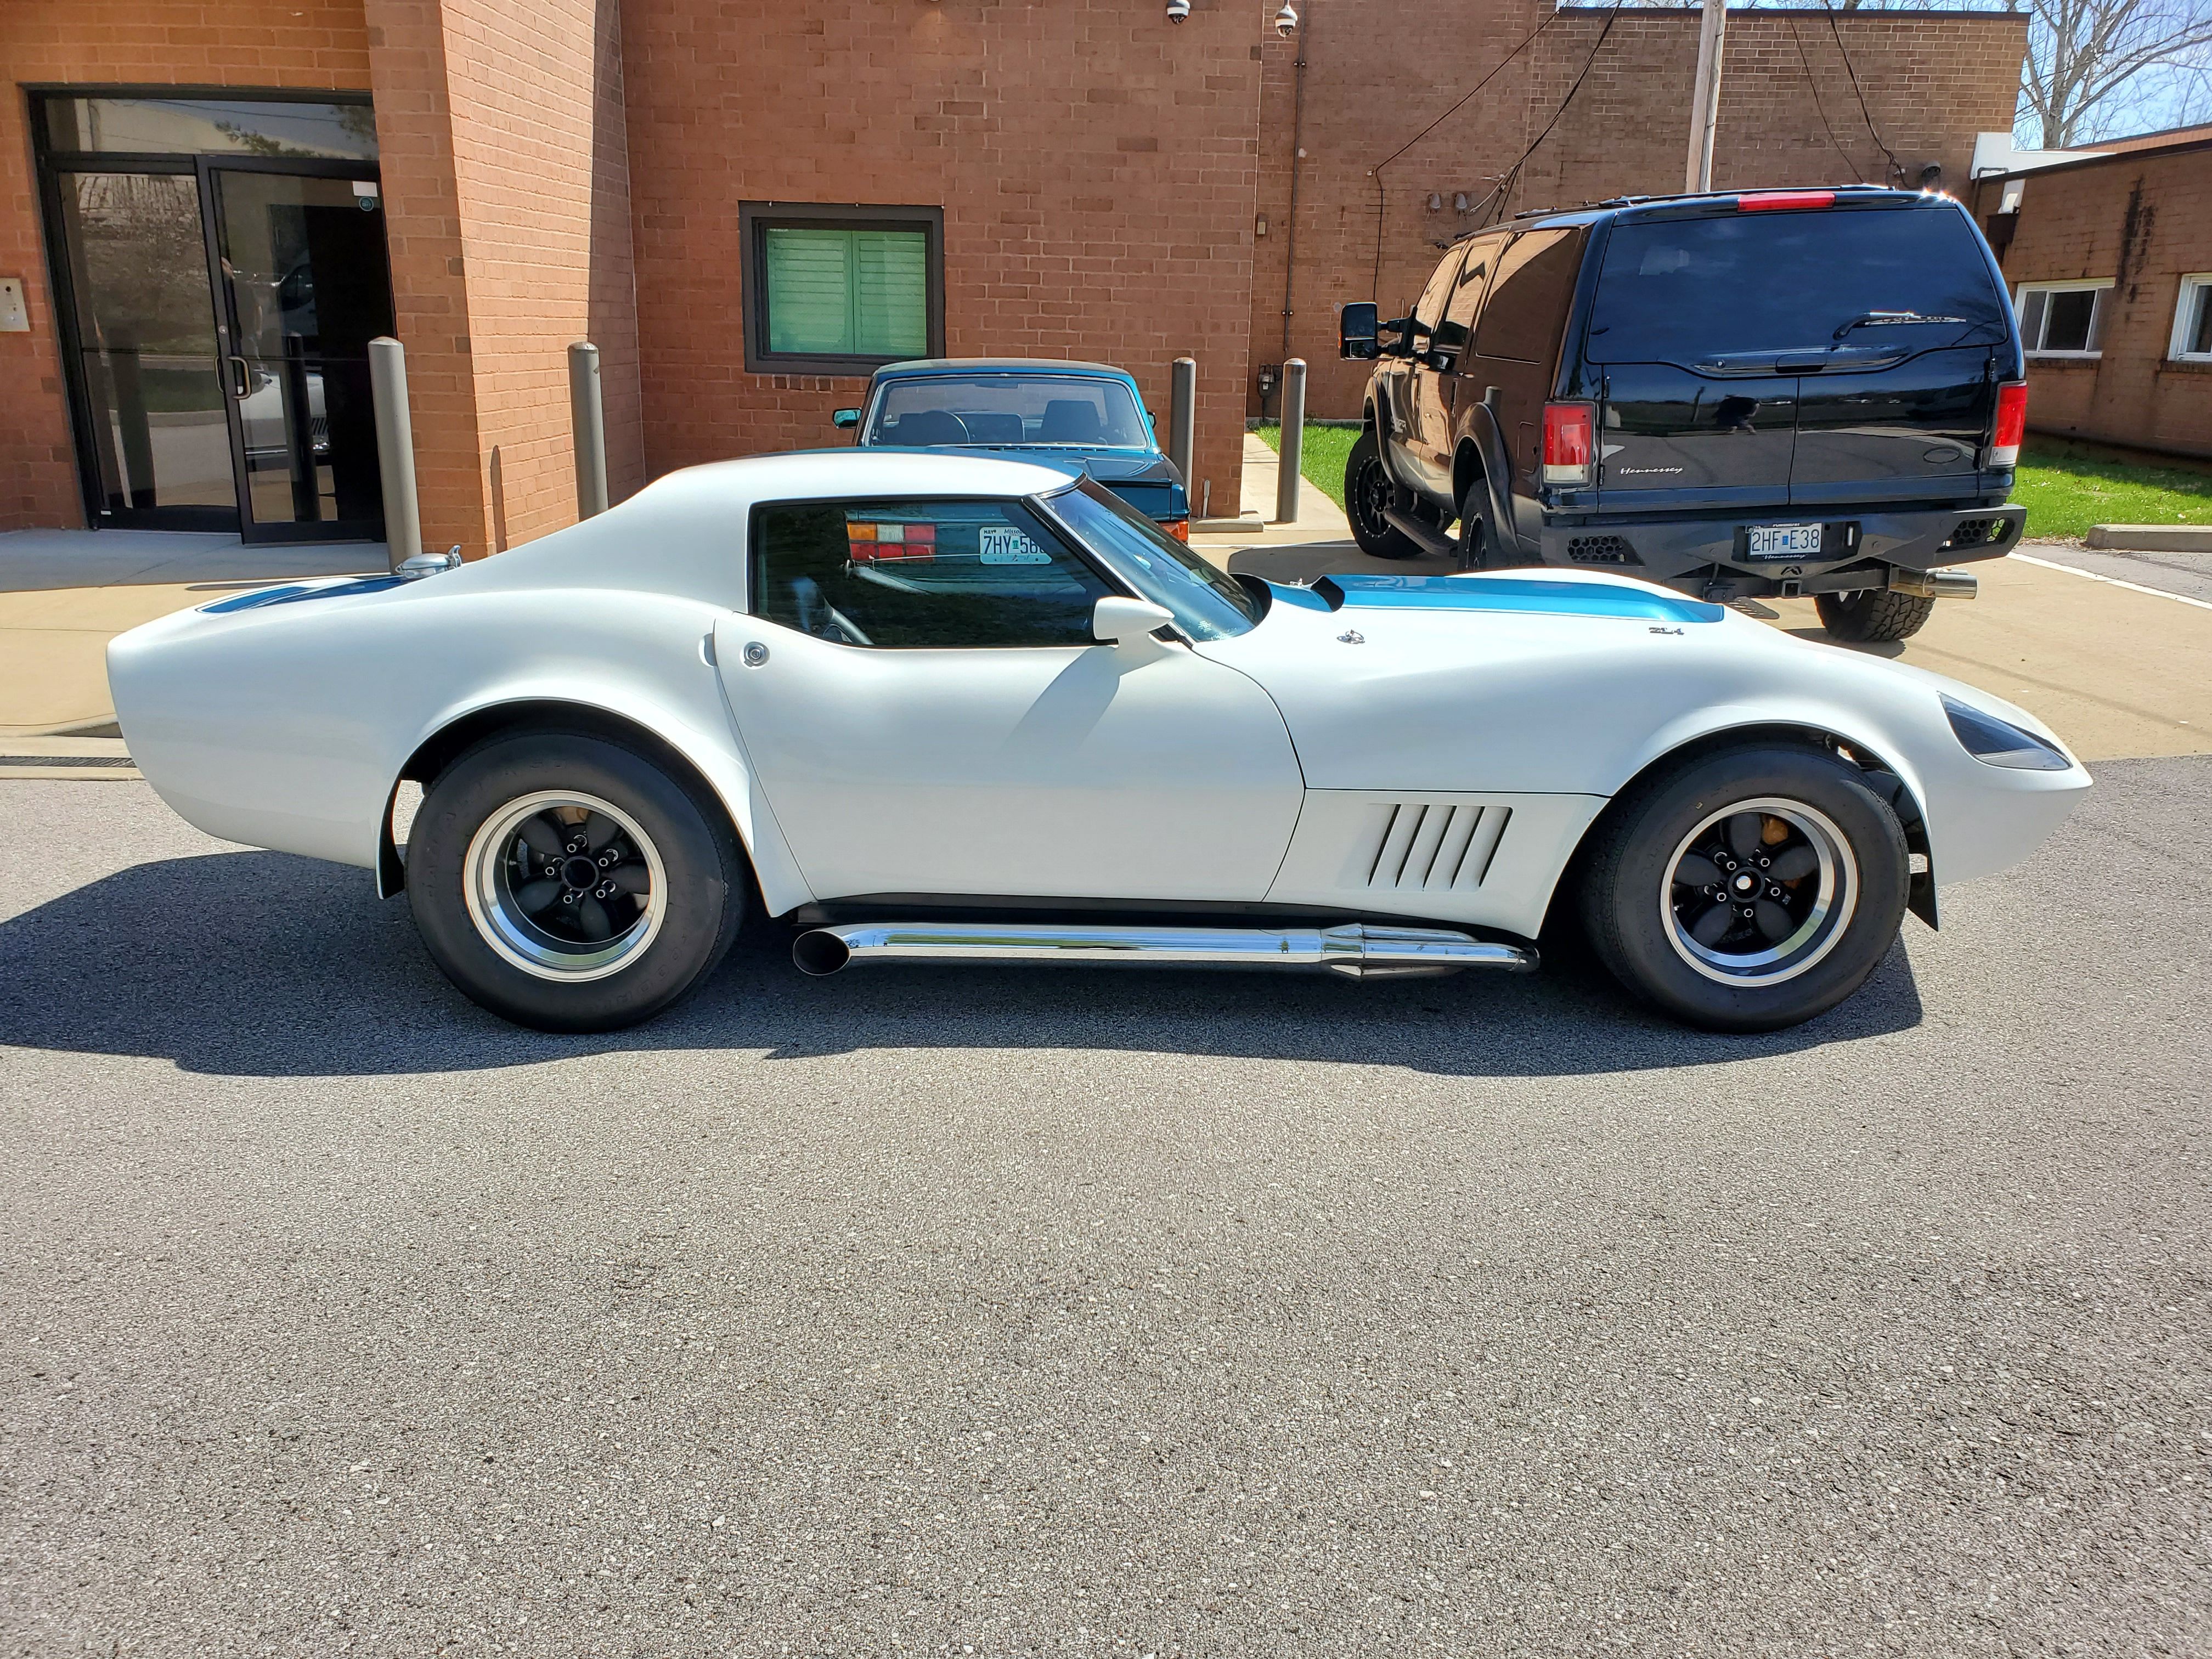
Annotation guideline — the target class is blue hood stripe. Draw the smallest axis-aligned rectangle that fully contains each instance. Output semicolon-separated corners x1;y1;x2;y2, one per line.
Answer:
1308;573;1723;624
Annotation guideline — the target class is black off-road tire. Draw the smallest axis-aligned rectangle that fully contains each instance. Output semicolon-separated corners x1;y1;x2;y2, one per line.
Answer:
1578;744;1909;1033
1816;588;1937;642
1345;430;1421;560
408;731;746;1032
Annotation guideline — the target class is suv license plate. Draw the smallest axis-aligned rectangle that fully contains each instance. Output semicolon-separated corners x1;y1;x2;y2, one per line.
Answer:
1746;522;1823;559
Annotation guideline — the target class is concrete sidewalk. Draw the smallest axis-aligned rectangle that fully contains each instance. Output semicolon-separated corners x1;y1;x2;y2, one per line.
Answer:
1187;431;1354;557
0;530;383;755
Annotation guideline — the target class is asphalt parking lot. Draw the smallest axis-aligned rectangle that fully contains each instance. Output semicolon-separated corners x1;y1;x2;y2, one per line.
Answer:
4;752;2208;1657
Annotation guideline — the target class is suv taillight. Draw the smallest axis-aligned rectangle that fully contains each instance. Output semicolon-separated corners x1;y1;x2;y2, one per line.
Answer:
1542;403;1595;488
1990;382;2027;467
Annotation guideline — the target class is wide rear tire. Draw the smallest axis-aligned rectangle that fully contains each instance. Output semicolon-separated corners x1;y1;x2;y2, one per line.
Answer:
1345;430;1421;560
1578;744;1909;1032
408;731;745;1032
1816;588;1936;642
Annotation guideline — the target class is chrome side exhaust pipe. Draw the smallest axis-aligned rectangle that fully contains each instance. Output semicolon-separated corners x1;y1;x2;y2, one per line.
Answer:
791;921;1537;980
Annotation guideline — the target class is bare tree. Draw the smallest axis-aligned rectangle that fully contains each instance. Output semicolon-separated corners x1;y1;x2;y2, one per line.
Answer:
2019;0;2212;142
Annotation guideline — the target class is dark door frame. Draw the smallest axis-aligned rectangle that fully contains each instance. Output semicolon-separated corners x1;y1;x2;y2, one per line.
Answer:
197;154;391;544
26;86;386;539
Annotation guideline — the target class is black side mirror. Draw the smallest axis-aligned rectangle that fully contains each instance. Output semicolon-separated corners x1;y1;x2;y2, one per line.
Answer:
832;408;861;430
1340;301;1380;361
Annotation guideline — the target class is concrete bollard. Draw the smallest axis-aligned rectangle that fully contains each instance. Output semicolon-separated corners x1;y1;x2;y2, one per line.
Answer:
568;341;608;520
367;336;422;571
1276;358;1307;524
1167;357;1196;500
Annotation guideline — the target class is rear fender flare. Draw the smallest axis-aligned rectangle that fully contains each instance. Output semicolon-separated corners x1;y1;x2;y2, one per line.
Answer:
380;685;813;915
1452;403;1517;549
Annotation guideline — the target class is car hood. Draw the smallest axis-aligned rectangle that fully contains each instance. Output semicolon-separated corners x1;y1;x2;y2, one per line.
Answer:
883;446;1176;486
1195;569;2015;799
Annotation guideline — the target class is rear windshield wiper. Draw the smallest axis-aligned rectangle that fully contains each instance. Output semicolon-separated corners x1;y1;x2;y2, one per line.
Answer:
1832;309;1973;340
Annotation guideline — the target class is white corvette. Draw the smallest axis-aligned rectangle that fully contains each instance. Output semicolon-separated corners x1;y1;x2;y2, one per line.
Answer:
109;451;2089;1034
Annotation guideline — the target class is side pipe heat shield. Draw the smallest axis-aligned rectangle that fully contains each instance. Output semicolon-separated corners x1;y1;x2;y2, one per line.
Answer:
792;921;1537;980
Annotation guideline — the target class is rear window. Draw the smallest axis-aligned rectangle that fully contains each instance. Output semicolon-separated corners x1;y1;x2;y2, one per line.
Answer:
1587;207;2008;364
867;375;1149;449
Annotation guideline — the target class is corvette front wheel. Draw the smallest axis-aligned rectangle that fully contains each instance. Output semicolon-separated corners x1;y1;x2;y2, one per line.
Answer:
407;732;745;1031
1578;745;1909;1032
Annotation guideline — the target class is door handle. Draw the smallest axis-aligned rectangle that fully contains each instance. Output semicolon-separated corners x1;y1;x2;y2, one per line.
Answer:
226;355;249;399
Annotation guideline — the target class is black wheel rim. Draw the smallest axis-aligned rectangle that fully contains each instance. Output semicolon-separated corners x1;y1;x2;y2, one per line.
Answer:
464;792;666;980
1661;797;1857;986
1351;449;1395;542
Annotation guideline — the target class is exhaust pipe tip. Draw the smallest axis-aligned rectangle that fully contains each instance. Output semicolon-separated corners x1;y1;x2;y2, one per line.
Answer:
792;929;851;977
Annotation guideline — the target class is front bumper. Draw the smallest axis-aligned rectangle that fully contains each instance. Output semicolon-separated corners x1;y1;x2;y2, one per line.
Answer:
1537;502;2025;596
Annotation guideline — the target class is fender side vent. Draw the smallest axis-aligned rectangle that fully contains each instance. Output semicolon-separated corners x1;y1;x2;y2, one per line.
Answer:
1567;535;1639;565
1364;803;1513;893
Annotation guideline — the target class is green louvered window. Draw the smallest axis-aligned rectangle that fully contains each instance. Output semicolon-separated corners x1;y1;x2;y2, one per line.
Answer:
742;205;942;373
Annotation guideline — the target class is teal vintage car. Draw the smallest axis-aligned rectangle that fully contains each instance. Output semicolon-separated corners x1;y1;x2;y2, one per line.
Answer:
834;357;1190;538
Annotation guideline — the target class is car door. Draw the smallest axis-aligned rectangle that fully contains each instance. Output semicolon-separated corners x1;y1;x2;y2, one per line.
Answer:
715;493;1305;903
1462;227;1585;543
1399;246;1469;498
1385;249;1467;496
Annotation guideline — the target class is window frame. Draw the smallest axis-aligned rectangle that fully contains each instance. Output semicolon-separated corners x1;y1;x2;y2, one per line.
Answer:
743;491;1133;652
739;201;945;377
2014;278;2113;359
2169;273;2212;364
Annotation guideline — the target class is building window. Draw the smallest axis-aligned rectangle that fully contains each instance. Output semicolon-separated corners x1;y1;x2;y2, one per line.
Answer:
2171;274;2212;363
741;203;943;376
2015;280;2111;357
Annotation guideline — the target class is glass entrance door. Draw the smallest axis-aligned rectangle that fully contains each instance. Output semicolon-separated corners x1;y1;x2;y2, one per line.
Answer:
36;94;391;543
50;170;238;529
204;165;393;543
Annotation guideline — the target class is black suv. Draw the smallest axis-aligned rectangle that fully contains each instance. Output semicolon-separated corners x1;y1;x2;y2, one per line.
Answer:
1339;187;2028;641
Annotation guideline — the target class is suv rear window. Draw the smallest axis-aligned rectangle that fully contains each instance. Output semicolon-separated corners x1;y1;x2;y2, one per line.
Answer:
1586;206;2008;364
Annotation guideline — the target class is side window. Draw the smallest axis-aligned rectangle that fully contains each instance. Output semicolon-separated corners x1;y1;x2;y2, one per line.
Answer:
751;497;1114;649
1435;239;1501;353
1410;248;1466;340
1474;228;1581;363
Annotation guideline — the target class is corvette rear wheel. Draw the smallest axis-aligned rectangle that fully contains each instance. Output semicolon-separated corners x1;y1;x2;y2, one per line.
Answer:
1578;744;1909;1032
408;732;744;1031
1345;430;1421;560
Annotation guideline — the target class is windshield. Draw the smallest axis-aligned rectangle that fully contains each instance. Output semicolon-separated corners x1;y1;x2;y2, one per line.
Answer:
867;375;1152;449
1588;207;2009;363
1039;479;1260;641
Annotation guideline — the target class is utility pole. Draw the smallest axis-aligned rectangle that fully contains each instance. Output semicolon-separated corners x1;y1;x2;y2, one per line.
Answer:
1683;0;1726;194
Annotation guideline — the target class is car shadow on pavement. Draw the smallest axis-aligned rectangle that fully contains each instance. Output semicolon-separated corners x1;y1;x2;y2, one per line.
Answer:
0;849;1925;1080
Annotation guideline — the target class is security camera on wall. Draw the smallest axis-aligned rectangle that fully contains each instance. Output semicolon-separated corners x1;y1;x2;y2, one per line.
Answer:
1166;0;1190;21
1274;2;1298;35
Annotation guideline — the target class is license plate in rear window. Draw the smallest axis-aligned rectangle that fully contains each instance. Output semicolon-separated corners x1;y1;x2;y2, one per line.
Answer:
1745;522;1824;559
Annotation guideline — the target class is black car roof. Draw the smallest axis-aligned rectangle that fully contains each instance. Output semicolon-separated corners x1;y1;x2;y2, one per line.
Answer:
1447;186;1941;245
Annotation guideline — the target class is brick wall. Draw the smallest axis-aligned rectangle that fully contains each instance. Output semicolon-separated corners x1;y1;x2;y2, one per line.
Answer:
1252;2;2028;422
0;0;373;531
1974;144;2212;460
619;0;1264;516
365;0;641;557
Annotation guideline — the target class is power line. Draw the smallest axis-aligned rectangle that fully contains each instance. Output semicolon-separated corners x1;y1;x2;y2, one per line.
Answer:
1484;2;1624;226
1789;12;1867;183
1368;8;1563;294
1822;0;1907;186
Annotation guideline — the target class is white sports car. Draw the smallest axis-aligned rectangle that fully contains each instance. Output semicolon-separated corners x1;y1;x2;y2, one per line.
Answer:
109;452;2089;1034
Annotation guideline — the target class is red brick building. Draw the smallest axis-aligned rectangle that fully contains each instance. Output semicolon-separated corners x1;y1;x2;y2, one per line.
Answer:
1972;129;2212;460
2;1;2025;552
